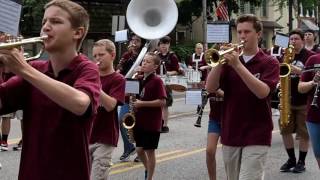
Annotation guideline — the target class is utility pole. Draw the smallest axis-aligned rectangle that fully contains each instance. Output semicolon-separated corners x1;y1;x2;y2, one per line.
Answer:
203;0;207;50
288;0;293;32
227;0;232;43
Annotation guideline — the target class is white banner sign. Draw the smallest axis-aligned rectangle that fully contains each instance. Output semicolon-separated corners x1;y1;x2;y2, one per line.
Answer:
0;0;22;36
207;23;230;43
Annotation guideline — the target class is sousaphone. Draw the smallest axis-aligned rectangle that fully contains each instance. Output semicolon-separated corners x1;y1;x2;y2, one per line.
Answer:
125;0;178;78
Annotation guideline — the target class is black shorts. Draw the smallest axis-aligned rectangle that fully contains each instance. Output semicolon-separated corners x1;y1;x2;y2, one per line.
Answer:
133;129;160;150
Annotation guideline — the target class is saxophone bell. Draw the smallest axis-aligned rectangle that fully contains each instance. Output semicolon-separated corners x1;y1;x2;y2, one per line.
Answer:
122;113;136;129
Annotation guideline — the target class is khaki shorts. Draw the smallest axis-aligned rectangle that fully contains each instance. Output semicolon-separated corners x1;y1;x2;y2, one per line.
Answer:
279;105;309;139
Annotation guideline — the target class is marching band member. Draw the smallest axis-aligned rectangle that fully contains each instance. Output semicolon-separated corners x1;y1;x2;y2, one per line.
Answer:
304;29;320;53
116;33;144;162
156;36;180;133
0;1;100;179
186;43;209;82
206;89;223;180
133;52;167;180
279;29;315;173
0;34;14;152
298;53;320;168
206;14;279;180
90;39;126;180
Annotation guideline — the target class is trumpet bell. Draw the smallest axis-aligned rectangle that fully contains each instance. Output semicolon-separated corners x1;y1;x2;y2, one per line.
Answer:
0;35;48;61
126;0;178;40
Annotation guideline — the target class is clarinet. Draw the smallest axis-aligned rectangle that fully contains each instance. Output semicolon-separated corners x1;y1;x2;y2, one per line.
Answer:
311;83;319;109
194;90;209;127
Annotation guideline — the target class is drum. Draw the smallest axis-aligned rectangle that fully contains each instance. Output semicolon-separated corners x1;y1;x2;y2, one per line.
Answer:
185;69;201;83
161;75;188;92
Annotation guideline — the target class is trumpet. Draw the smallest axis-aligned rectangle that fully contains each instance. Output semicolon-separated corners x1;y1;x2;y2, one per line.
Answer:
0;35;48;61
205;41;245;67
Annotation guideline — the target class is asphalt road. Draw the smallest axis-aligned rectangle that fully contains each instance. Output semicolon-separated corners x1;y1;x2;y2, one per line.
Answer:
0;92;319;179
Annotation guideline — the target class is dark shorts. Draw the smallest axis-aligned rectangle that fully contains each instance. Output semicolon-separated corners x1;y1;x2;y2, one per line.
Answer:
279;105;309;139
165;86;173;107
133;129;160;150
208;119;221;134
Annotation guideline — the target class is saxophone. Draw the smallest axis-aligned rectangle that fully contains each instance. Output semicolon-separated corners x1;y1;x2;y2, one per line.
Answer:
122;94;136;143
278;45;295;128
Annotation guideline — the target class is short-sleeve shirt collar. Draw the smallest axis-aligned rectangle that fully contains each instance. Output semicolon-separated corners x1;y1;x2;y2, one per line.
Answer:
45;54;86;76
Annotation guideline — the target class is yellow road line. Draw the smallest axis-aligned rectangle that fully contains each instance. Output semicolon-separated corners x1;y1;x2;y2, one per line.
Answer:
111;149;183;169
111;130;281;175
8;138;21;145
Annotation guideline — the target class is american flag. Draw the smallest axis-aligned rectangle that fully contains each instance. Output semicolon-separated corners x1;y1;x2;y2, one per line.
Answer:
216;0;229;21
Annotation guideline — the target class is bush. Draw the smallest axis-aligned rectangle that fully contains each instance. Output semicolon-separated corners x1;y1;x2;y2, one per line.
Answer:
171;43;195;64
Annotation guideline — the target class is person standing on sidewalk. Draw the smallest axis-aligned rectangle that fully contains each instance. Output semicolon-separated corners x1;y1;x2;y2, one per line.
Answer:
116;34;144;161
206;14;279;180
90;39;125;180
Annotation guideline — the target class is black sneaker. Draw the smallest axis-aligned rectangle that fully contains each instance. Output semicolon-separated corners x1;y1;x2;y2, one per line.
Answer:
134;156;141;162
292;161;306;173
161;126;169;133
280;159;296;172
13;140;22;151
119;148;136;161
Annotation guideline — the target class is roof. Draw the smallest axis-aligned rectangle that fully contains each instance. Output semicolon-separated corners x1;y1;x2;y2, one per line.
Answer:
228;19;283;29
262;21;283;29
300;19;319;31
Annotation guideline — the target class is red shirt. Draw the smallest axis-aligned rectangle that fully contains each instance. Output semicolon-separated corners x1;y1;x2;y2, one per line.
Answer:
90;72;125;146
208;93;222;122
0;55;100;180
156;52;180;74
135;73;167;132
116;51;139;76
301;53;320;123
290;48;315;106
220;50;279;146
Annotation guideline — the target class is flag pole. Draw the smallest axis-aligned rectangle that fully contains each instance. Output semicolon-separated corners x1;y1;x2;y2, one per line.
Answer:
203;0;208;50
227;0;232;43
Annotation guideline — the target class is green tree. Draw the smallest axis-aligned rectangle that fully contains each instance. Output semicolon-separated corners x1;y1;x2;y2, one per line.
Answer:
273;0;318;20
21;0;47;35
177;0;262;28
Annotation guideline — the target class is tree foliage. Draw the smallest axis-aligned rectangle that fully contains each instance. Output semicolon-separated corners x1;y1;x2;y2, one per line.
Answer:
177;0;262;27
272;0;318;21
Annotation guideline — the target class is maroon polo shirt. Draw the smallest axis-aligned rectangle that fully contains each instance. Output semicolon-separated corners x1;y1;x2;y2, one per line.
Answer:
135;73;167;132
290;48;315;106
116;51;139;76
90;72;125;146
220;49;279;146
301;54;320;123
208;93;222;122
0;55;100;180
156;52;180;74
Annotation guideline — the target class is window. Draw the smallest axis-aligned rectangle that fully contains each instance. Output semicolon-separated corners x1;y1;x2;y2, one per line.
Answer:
238;0;255;14
260;0;267;17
